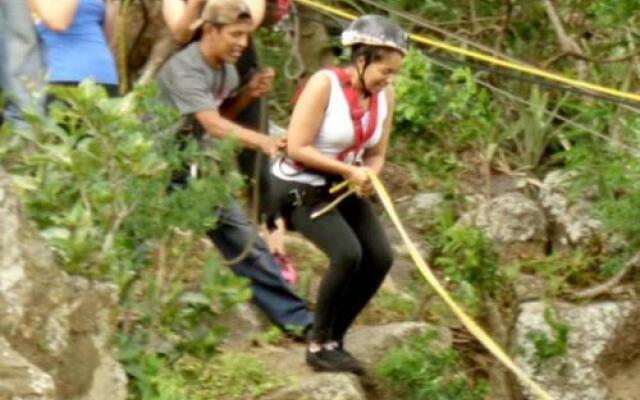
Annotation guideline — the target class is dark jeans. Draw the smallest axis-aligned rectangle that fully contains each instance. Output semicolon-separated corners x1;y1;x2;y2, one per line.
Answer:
207;199;313;331
273;178;393;343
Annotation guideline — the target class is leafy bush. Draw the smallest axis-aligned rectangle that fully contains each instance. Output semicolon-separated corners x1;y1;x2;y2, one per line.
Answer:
376;331;488;400
394;50;498;150
564;138;640;250
430;212;502;315
0;82;251;399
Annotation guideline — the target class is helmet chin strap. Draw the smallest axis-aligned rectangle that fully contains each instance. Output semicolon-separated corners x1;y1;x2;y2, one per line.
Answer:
356;62;372;98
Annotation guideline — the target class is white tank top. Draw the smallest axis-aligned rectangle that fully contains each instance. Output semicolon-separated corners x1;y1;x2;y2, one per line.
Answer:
272;69;389;186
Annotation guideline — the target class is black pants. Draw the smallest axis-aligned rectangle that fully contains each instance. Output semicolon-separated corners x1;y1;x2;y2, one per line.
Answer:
274;178;393;343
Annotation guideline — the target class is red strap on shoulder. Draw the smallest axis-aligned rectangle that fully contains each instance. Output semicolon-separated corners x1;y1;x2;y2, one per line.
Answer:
288;68;380;168
332;68;379;162
289;77;308;105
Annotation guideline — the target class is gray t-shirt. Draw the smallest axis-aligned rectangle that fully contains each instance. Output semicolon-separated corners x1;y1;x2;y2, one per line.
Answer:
156;42;240;122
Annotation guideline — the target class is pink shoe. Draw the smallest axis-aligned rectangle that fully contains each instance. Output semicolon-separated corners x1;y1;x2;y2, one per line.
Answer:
273;252;298;286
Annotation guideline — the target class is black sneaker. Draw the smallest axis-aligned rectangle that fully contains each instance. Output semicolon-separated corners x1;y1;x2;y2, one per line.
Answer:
306;347;365;374
338;350;365;375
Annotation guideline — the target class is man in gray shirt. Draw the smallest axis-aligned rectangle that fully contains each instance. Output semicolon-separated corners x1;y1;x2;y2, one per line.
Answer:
156;0;312;336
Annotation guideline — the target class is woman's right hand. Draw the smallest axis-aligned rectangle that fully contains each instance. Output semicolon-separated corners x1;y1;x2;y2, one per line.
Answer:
345;166;373;197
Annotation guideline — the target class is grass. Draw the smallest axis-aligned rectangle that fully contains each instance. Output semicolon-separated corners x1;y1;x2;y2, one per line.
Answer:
153;353;286;400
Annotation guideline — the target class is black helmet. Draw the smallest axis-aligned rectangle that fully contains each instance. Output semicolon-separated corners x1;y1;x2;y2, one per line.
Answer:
341;15;408;55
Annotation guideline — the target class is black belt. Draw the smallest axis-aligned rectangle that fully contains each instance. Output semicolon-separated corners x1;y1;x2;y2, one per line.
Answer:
287;185;332;208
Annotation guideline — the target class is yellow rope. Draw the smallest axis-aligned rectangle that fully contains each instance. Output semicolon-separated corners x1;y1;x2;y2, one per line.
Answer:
293;0;640;104
366;171;554;400
310;187;356;219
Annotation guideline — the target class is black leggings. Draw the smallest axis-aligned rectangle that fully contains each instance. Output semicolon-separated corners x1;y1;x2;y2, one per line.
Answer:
284;183;393;343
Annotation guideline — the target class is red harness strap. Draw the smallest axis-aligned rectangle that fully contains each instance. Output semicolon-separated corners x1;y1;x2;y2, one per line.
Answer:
331;68;379;163
283;68;379;173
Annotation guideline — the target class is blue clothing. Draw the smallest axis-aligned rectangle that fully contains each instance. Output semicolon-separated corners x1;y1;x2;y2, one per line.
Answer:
208;202;313;331
0;0;45;127
36;0;118;85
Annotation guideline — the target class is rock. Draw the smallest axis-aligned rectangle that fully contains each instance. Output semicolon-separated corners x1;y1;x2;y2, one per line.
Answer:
255;322;449;400
514;301;640;400
460;193;547;243
0;169;127;400
219;303;270;350
459;192;547;263
262;373;366;400
0;337;55;400
539;170;603;251
397;192;445;233
296;8;339;75
513;273;546;301
345;322;449;365
606;356;640;400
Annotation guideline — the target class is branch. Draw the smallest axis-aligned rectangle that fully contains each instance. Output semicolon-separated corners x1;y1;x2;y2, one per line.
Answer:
101;202;137;257
469;0;479;35
494;0;512;52
542;0;588;79
127;0;150;62
485;298;518;400
543;49;640;68
626;28;640;84
571;251;640;300
136;34;177;85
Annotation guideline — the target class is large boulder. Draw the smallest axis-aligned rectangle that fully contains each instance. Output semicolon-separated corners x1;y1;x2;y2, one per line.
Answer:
459;192;548;263
0;337;55;400
257;322;439;400
402;192;445;232
539;170;604;252
262;373;366;400
345;322;448;365
514;301;640;400
0;170;127;400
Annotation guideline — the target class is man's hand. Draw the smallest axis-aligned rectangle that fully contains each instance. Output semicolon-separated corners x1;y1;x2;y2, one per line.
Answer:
247;68;275;98
257;135;283;157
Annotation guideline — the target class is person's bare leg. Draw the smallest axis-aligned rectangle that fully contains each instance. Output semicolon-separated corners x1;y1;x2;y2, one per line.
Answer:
263;217;286;254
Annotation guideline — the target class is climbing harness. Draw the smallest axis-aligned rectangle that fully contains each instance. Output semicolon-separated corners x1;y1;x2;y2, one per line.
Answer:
281;66;379;219
309;182;355;219
333;68;379;163
283;67;379;173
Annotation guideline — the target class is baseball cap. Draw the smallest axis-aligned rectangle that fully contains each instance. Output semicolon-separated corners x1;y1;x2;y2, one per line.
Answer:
190;0;253;31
